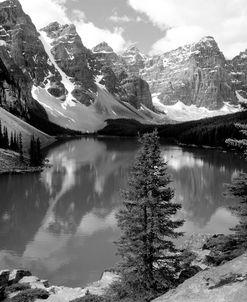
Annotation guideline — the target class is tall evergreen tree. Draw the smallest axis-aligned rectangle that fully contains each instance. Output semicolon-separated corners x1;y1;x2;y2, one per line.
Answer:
29;135;43;166
19;133;23;162
3;126;9;149
115;131;184;301
29;135;36;166
0;119;2;147
225;123;247;249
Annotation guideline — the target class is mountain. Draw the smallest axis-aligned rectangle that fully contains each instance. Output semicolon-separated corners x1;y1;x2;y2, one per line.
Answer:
0;0;51;121
141;37;235;110
92;38;246;121
0;0;246;136
0;0;165;136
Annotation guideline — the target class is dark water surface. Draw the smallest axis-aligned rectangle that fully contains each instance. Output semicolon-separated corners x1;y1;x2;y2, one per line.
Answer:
0;138;246;287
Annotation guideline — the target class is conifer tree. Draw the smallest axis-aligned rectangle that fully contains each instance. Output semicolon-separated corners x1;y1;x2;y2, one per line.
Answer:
19;133;23;162
115;130;184;300
10;132;14;150
0;120;2;147
225;123;247;249
3;126;9;149
29;135;36;166
29;135;43;166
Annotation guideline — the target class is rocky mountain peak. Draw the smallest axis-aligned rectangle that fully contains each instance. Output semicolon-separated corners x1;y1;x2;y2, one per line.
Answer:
92;41;114;53
41;22;80;45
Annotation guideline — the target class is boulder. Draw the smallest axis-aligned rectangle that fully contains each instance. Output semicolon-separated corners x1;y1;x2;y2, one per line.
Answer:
9;270;32;284
152;253;247;302
0;270;10;287
203;234;245;266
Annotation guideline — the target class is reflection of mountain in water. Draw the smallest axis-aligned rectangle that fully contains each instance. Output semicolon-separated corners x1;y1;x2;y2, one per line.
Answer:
0;139;246;286
163;146;247;230
0;138;138;286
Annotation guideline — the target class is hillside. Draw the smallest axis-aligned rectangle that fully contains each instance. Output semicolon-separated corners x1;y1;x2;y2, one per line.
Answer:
0;107;54;151
98;110;247;148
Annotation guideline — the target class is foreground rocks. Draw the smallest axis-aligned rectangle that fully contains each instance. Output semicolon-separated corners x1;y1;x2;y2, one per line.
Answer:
0;269;118;302
153;253;247;302
203;234;246;266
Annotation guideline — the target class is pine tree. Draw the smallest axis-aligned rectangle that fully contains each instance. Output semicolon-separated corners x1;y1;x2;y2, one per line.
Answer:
10;132;14;150
225;123;247;249
115;130;184;300
19;132;23;162
0;119;2;147
29;136;43;166
36;138;42;166
3;126;9;149
29;135;36;166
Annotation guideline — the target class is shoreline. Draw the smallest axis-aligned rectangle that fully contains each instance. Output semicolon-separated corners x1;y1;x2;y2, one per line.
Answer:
0;233;245;302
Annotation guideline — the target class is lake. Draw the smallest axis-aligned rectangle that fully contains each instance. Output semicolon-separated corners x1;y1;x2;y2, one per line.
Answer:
0;137;246;287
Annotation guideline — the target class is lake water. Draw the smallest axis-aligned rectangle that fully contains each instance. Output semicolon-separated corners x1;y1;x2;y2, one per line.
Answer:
0;137;246;287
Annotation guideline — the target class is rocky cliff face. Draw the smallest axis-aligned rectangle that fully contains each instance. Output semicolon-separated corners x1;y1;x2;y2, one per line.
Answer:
153;253;247;302
92;42;154;110
229;50;247;100
0;0;159;133
0;0;51;119
93;37;245;110
140;37;236;109
40;22;97;105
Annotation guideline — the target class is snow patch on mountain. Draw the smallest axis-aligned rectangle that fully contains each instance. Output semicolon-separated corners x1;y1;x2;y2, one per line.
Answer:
152;94;241;122
236;90;247;103
39;31;76;109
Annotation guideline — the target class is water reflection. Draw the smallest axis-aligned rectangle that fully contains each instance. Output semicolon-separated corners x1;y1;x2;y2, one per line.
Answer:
0;138;246;287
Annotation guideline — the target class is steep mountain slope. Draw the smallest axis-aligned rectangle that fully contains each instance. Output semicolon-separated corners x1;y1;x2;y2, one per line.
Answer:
0;0;51;121
141;37;236;109
92;42;154;111
92;38;244;121
0;107;54;150
0;0;163;135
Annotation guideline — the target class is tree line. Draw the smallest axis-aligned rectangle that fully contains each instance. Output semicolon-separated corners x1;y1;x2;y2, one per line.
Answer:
0;119;23;161
0;119;42;166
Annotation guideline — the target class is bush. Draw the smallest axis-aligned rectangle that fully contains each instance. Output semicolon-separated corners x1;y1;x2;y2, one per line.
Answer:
71;291;106;302
11;288;49;302
4;283;31;294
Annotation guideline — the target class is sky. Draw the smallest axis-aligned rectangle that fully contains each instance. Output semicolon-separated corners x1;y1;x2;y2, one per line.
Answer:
18;0;247;58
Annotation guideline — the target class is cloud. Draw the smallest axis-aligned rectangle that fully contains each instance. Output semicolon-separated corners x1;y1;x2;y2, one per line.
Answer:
20;0;69;28
128;0;247;58
109;12;132;23
19;0;128;52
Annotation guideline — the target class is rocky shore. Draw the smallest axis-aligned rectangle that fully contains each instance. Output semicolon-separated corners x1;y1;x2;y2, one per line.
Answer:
0;234;246;302
0;149;46;175
0;269;118;302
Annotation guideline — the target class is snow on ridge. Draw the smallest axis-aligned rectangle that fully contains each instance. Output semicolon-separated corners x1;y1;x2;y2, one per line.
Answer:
152;93;241;122
38;31;76;110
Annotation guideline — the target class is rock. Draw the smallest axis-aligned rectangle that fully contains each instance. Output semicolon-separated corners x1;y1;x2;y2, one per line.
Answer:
0;0;50;120
41;22;97;105
203;234;245;266
121;45;146;76
178;266;202;284
92;42;154;110
152;253;247;302
19;276;49;289
9;270;32;284
117;76;154;110
0;270;10;287
140;37;236;109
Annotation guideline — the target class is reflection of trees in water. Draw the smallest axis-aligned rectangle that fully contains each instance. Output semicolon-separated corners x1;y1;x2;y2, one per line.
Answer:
0;139;246;267
0;174;50;253
0;138;136;256
165;146;247;228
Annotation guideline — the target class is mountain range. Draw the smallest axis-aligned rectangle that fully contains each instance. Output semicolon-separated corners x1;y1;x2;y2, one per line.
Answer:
0;0;247;141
